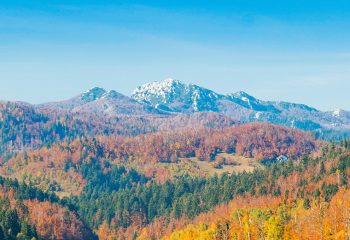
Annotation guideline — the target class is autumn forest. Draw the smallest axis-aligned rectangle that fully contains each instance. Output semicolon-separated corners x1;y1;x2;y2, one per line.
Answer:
0;96;350;240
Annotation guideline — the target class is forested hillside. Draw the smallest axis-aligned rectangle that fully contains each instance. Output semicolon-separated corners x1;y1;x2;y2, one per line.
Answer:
0;176;96;240
0;101;236;157
0;123;316;195
1;94;350;240
135;142;350;240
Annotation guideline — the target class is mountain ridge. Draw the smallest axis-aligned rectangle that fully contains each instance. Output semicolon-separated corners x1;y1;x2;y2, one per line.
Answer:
1;78;350;135
36;86;164;116
131;78;350;132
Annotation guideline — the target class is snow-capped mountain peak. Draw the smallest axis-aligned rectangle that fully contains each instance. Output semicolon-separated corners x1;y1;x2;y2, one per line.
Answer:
132;78;223;112
32;78;350;133
132;78;185;102
100;90;125;100
163;77;181;85
332;108;343;117
81;87;107;102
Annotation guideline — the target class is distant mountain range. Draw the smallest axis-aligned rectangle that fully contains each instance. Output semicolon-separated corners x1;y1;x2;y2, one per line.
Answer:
36;86;162;116
2;78;350;139
132;78;350;133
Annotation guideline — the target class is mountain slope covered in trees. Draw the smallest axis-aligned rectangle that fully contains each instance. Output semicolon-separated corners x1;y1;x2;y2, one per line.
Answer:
0;123;317;195
0;100;237;156
136;141;350;239
1;83;350;240
0;115;349;239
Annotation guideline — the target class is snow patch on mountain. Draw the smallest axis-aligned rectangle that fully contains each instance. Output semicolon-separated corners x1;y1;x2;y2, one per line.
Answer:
132;78;223;112
332;108;342;117
132;78;185;103
81;87;107;102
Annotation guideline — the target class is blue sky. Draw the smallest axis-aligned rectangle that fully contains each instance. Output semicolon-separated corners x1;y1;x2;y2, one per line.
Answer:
0;0;349;110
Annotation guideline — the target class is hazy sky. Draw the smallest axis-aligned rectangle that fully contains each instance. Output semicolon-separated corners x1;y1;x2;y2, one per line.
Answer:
1;0;350;110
